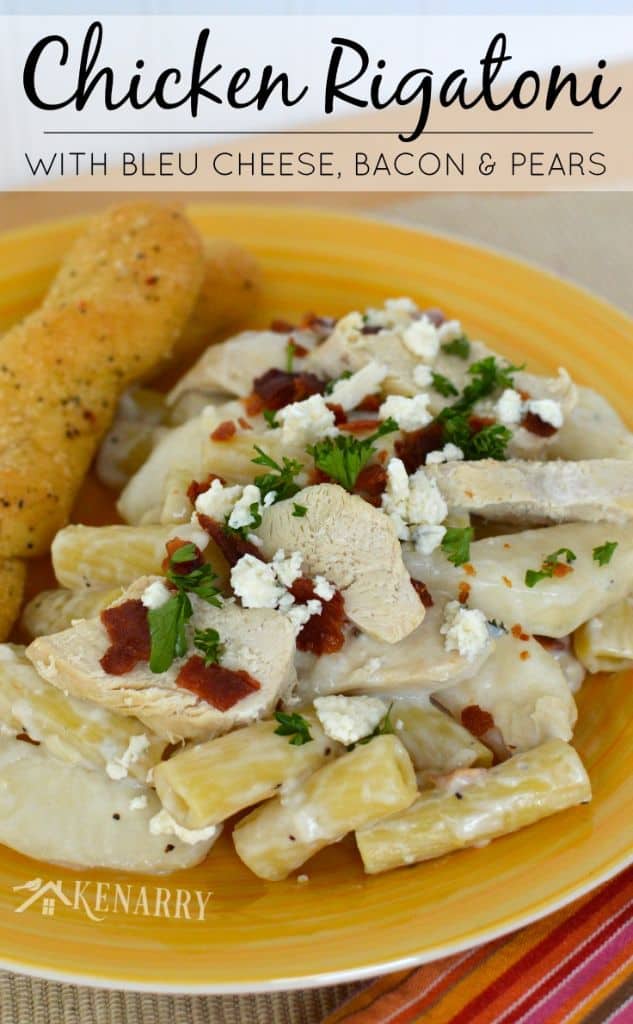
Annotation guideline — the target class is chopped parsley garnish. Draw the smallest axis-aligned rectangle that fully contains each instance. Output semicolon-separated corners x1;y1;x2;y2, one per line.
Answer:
274;710;313;746
441;335;471;359
252;446;303;502
285;340;296;373
193;627;224;666
455;356;524;413
324;370;352;395
431;371;458;398
467;423;513;461
263;409;279;429
440;526;474;567
224;501;262;540
148;544;222;674
292;503;307;517
593;541;618;567
307;417;398;491
525;547;576;588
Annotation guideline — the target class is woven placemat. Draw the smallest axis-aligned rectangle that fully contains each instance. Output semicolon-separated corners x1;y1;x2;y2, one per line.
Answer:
0;971;362;1024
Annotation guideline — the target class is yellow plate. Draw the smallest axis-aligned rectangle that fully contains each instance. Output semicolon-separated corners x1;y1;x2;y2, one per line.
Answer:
0;204;631;993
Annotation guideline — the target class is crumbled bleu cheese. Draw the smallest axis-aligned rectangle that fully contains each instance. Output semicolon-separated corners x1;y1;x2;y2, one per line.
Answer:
227;484;264;531
401;318;440;362
140;580;172;611
168;523;210;553
328;360;387;411
314;695;386;746
525;398;564;429
271;549;303;588
381;458;411;539
105;734;150;782
313;575;335;601
412;523;447;555
149;808;220;847
425;443;464;465
495;388;523;426
440;601;490;660
277;394;338;447
407;469;448;526
129;794;148;811
385;297;418;315
437;320;463;344
194;479;242;520
378;393;432;433
286;600;322;636
413;364;433;389
231;555;285;609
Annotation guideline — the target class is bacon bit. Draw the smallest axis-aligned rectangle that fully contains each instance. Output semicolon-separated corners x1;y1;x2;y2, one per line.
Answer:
100;600;150;675
511;624;530;642
238;417;253;431
145;274;159;286
211;420;237;442
243;393;264;416
395;421;445;474
176;656;260;711
326;402;347;425
422;307;445;327
356;393;382;413
521;411;558;438
339;418;380;434
520;650;531;661
468;415;495;434
302;313;336;339
502;575;513;588
270;318;296;333
162;537;204;575
461;705;495;739
308;467;332;486
16;732;40;746
287;339;309;358
290;577;346;656
252;368;325;410
411;579;434;607
361;324;382;335
463;563;476;577
534;635;568;652
552;562;573;578
197;514;263;567
186;473;224;506
354;463;387;500
458;581;471;605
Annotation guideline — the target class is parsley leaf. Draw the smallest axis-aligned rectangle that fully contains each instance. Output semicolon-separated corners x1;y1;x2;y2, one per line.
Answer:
347;703;395;751
525;547;576;588
274;710;313;746
307;418;398;491
440;526;474;567
252;447;302;503
324;370;352;396
438;408;473;451
224;502;262;541
441;335;471;359
467;423;512;461
263;409;279;429
455;356;523;412
431;371;458;398
285;340;295;373
148;546;223;674
292;503;307;517
593;541;618;567
193;627;224;666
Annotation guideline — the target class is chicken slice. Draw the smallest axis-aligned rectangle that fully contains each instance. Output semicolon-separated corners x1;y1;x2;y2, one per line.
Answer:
434;632;577;754
255;484;424;643
295;599;492;700
167;328;317;405
0;737;216;873
26;577;296;741
425;459;633;525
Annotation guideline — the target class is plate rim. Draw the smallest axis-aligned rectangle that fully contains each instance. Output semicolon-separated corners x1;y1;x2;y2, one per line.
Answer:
0;202;631;994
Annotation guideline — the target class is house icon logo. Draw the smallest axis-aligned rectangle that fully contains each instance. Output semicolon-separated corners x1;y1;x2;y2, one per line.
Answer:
12;878;72;917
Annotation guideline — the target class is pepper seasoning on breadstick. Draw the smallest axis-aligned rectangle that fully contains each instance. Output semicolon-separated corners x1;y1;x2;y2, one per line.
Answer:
0;203;204;560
